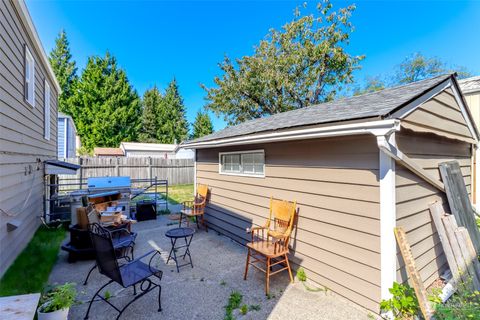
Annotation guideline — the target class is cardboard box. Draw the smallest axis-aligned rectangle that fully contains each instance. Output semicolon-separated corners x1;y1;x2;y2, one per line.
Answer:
76;207;89;230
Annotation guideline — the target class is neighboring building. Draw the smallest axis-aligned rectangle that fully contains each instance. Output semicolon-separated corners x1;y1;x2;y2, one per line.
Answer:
57;112;80;158
93;147;124;157
0;0;61;276
459;76;480;205
183;74;478;312
120;142;194;159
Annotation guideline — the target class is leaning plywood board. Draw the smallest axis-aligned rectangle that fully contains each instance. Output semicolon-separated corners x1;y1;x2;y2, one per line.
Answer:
395;227;433;320
429;202;461;283
439;161;480;253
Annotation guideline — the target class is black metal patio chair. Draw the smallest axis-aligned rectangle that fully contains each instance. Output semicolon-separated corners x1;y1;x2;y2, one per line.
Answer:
83;223;137;285
84;224;163;320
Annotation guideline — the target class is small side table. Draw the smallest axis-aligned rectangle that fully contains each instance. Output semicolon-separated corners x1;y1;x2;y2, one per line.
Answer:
165;227;195;272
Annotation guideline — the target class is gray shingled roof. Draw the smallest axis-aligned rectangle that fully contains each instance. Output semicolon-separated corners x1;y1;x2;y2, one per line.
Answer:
185;74;453;145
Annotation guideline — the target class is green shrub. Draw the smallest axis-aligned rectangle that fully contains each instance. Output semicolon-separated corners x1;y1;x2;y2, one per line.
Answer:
435;278;480;320
379;282;419;319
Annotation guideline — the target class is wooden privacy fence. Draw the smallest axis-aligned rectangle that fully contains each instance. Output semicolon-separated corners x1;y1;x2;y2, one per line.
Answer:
59;157;194;186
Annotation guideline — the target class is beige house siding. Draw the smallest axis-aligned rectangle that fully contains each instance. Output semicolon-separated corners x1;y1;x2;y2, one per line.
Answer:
463;91;480;204
0;0;58;276
402;89;474;143
196;135;382;311
395;130;471;287
464;92;480;129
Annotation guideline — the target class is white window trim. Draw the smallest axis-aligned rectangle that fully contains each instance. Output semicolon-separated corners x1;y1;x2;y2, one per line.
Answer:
44;79;51;140
25;45;35;107
218;149;265;178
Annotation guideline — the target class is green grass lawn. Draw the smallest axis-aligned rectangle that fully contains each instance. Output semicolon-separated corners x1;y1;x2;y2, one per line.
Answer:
0;225;66;297
166;184;194;205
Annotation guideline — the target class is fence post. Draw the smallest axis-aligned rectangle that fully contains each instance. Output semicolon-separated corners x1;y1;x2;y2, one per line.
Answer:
79;157;83;189
116;157;120;176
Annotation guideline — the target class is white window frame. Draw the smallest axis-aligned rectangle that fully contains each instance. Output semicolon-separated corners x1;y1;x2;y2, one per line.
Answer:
44;79;51;140
24;45;35;107
218;150;265;178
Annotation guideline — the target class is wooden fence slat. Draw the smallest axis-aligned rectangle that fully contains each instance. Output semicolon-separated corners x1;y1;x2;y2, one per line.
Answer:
59;157;194;186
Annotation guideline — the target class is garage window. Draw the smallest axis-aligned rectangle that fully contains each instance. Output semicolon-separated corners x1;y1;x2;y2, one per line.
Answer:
219;150;264;177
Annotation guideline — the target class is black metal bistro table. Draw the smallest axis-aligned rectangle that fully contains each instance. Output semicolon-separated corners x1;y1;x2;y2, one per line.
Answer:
165;227;195;272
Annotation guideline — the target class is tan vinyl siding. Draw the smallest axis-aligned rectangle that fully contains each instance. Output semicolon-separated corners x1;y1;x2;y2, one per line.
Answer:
196;135;381;311
463;92;480;130
0;0;58;276
395;130;471;287
402;89;474;143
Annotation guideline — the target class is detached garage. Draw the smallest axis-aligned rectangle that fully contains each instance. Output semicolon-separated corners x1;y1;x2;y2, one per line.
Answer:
182;74;479;312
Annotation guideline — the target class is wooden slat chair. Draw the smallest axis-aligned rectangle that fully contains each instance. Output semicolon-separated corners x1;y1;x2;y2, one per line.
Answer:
179;184;209;231
244;197;297;295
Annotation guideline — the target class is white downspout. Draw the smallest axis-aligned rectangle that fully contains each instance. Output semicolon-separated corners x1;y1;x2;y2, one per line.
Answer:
376;133;397;314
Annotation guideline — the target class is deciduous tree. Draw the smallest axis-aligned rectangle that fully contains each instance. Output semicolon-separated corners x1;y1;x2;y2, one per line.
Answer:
202;0;364;125
395;53;472;84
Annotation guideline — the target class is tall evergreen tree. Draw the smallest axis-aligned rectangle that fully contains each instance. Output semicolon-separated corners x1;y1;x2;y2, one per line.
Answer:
191;110;214;139
139;86;162;142
71;52;141;150
48;30;77;115
157;79;189;144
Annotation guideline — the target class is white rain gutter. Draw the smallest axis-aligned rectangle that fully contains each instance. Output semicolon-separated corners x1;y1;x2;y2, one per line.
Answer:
184;119;401;149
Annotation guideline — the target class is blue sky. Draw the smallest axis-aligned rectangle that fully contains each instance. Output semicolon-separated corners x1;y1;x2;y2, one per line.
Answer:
27;0;480;132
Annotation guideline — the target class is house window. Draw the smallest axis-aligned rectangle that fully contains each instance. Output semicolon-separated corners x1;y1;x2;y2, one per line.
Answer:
219;150;265;177
25;45;35;107
44;80;51;140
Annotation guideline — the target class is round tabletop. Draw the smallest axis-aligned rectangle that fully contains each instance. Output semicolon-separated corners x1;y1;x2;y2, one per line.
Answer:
165;227;195;238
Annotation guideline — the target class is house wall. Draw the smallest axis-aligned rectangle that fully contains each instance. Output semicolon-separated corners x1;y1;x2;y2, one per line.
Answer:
395;129;471;287
196;135;382;311
0;0;58;276
463;90;480;204
66;118;76;158
402;89;474;143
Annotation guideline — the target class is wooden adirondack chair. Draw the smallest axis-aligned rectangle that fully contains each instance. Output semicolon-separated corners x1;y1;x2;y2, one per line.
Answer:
244;197;297;295
179;184;209;231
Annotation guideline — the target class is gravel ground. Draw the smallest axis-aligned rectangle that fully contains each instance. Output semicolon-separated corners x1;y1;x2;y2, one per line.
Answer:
49;214;373;320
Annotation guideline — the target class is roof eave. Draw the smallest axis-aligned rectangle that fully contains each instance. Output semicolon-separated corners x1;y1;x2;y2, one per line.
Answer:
184;119;401;149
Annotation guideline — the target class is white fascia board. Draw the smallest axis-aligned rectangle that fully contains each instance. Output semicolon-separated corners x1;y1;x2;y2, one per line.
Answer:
185;119;401;149
13;0;62;93
378;133;397;303
390;78;451;120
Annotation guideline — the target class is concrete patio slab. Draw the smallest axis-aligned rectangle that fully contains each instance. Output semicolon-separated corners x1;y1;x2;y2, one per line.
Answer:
48;215;372;320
